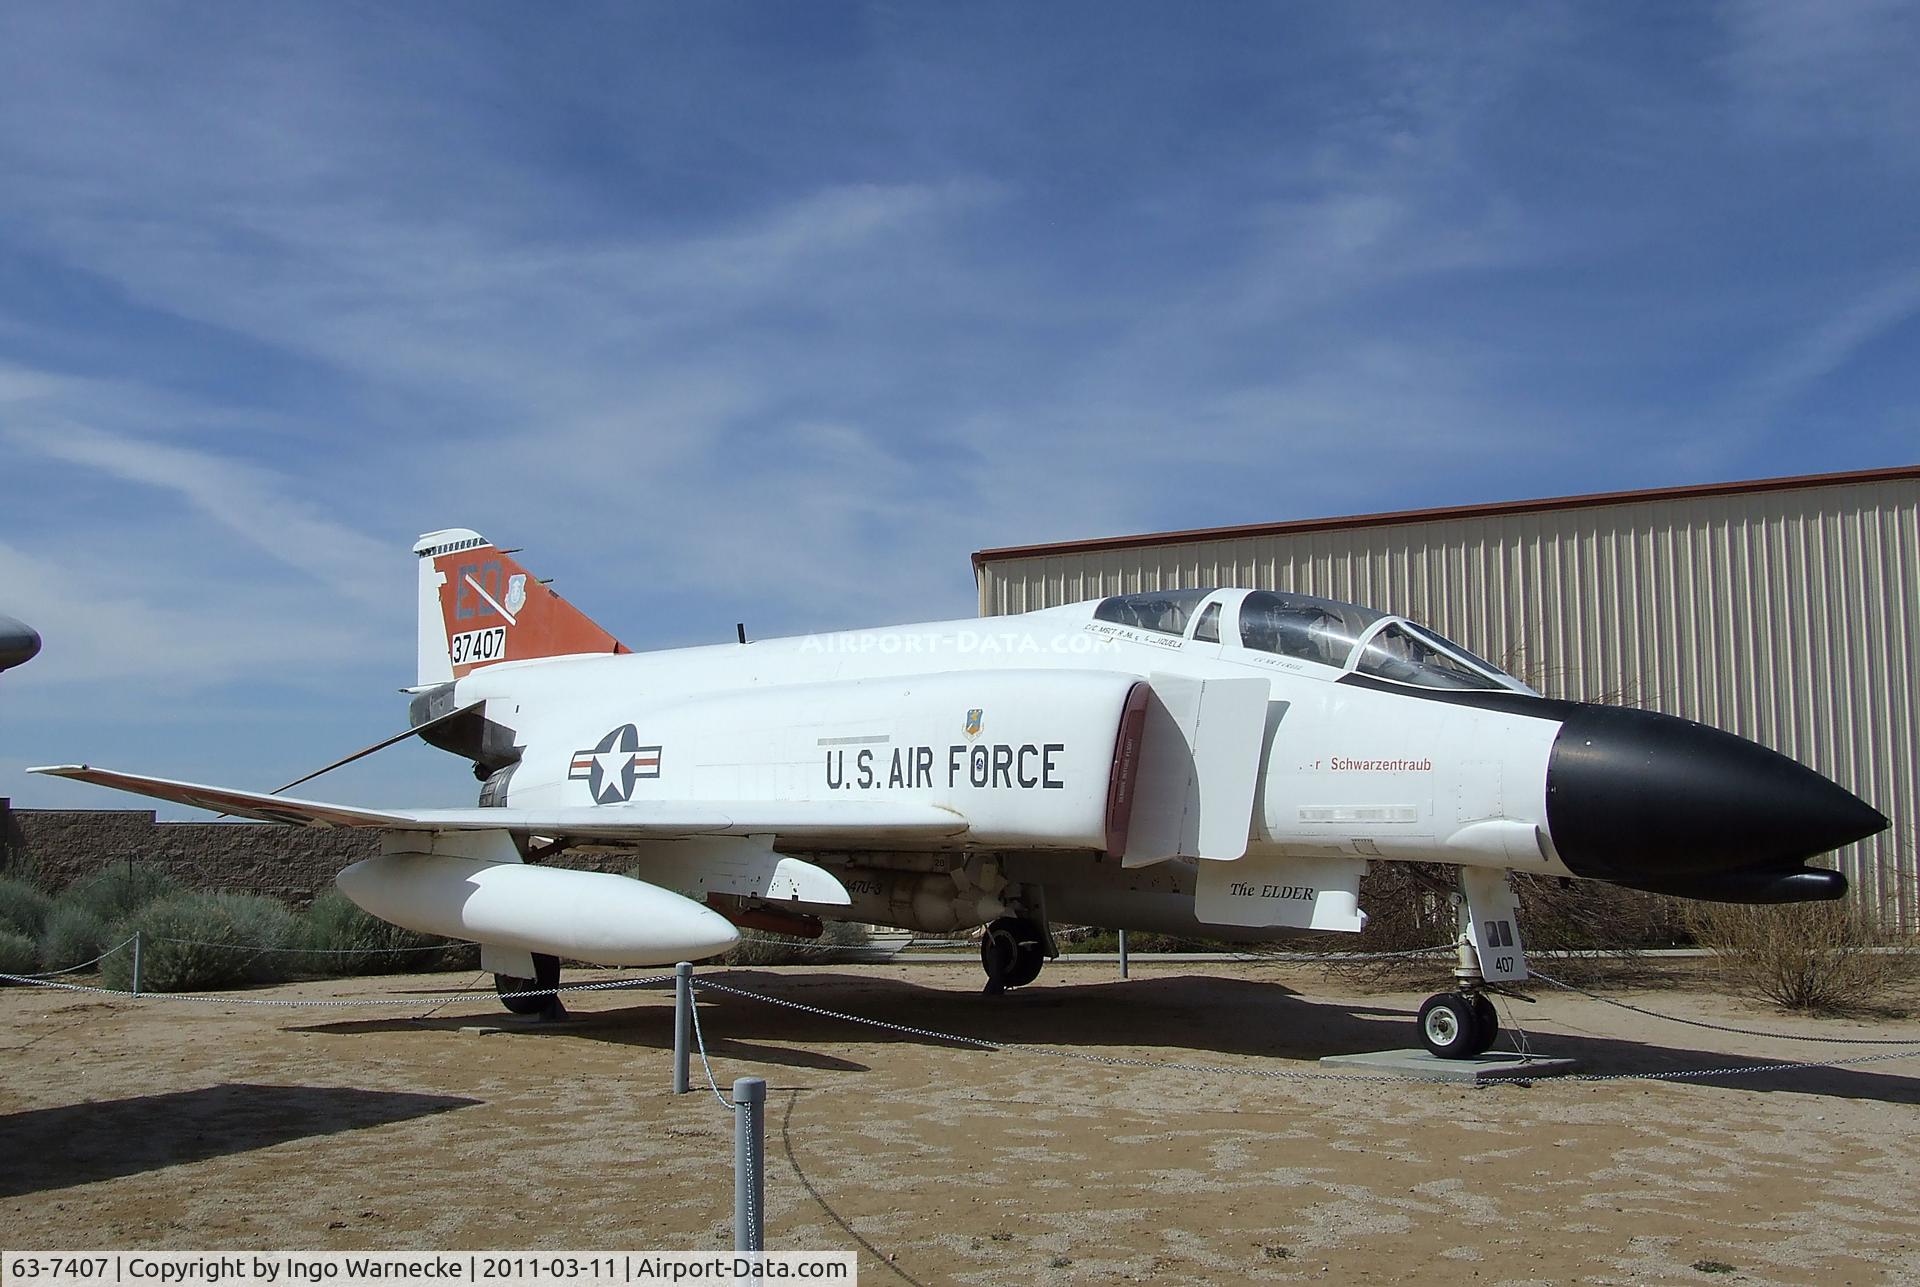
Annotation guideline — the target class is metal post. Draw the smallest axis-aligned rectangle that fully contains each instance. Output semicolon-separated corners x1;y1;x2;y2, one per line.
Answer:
1118;929;1129;979
672;961;693;1094
732;1076;766;1252
130;930;142;998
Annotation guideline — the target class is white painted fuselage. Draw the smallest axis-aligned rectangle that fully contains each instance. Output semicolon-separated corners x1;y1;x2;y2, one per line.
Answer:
444;592;1572;942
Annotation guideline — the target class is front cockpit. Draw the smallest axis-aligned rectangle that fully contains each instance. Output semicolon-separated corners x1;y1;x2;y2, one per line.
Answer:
1091;588;1533;694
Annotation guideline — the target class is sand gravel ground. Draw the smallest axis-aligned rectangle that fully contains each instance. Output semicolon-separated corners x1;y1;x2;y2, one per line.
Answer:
5;961;1920;1285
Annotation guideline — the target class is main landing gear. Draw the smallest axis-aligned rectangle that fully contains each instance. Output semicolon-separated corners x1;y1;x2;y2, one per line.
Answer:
496;952;565;1021
980;916;1048;994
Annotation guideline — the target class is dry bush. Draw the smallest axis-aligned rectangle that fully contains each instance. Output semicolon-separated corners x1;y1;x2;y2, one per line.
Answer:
298;890;473;975
99;892;298;992
1329;864;1692;988
0;875;53;941
1057;927;1239;954
0;927;36;978
38;904;112;972
722;920;869;966
1687;900;1908;1013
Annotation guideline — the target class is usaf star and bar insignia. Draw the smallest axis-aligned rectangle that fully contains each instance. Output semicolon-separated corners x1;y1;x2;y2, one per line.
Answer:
569;723;663;804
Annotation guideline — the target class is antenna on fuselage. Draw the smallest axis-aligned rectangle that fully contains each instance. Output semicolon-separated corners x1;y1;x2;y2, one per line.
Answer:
736;622;748;645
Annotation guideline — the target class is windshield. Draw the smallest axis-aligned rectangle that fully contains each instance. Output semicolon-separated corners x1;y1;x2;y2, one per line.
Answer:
1355;621;1509;691
1236;591;1383;669
1092;589;1215;636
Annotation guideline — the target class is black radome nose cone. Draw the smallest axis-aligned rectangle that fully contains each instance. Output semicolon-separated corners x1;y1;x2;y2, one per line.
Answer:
1546;704;1888;891
0;614;40;672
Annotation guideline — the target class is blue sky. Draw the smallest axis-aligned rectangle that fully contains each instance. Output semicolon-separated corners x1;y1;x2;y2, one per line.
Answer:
2;2;1916;814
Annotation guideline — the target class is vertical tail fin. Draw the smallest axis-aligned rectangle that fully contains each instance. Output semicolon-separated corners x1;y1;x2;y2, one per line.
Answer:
413;529;627;686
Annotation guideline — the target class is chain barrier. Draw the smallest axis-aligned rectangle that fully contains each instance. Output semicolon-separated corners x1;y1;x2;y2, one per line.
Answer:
0;970;675;1008
1529;969;1920;1046
1239;945;1454;963
686;981;738;1112
694;977;1435;1084
690;975;1920;1087
8;948;1920;1084
148;936;467;954
6;935;138;979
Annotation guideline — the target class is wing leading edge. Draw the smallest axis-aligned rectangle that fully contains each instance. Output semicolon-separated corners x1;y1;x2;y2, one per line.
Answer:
26;765;969;844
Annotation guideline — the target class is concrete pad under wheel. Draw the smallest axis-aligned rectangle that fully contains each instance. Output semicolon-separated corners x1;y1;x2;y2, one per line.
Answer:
1318;1049;1578;1083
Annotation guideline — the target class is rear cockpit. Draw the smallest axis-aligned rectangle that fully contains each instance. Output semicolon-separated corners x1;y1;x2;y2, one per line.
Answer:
1090;588;1533;694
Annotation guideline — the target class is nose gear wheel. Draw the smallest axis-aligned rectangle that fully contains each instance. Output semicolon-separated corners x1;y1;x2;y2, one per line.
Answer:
1417;990;1498;1058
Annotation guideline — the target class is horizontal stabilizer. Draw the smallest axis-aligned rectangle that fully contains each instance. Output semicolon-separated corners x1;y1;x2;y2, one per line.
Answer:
28;764;969;844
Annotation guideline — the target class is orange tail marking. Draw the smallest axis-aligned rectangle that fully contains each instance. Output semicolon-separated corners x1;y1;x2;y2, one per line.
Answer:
434;546;626;677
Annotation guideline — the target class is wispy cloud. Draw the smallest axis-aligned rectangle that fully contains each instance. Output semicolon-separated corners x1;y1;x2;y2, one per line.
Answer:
7;422;391;608
0;538;378;689
0;5;1913;811
1717;0;1920;151
1737;269;1920;424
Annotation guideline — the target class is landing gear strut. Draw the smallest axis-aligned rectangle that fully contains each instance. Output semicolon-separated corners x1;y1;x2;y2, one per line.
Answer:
980;916;1047;994
496;952;565;1020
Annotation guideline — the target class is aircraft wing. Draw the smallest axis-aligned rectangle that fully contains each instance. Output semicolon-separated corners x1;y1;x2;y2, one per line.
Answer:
26;765;969;843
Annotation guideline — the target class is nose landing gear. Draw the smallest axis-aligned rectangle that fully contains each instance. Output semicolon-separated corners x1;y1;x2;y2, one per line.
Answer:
1417;868;1528;1058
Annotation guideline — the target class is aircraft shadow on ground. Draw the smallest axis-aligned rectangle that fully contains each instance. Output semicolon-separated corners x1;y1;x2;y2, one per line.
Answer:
301;971;1920;1105
0;1082;480;1198
308;1002;872;1073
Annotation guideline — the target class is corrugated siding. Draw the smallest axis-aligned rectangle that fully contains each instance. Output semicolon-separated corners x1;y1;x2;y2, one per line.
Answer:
978;479;1920;927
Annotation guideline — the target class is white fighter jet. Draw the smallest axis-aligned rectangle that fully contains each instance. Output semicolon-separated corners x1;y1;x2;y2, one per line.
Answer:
34;529;1887;1057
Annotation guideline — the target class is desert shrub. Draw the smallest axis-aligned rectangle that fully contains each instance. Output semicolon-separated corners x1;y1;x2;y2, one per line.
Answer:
298;890;467;974
723;920;869;966
437;941;482;971
100;892;298;992
0;876;53;939
1512;875;1693;952
61;865;183;925
0;927;37;978
37;904;114;972
1687;900;1904;1013
1330;864;1693;987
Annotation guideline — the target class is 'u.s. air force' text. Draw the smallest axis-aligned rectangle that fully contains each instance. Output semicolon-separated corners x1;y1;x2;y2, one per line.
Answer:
825;743;1065;790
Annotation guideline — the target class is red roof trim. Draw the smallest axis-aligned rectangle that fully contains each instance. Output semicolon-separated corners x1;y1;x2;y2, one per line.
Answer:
971;464;1920;569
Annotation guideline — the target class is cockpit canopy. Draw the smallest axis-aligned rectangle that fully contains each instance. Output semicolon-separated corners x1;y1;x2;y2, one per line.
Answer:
1092;588;1528;693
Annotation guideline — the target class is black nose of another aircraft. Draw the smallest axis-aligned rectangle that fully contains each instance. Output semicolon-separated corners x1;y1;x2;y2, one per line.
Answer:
0;614;40;673
1545;704;1888;902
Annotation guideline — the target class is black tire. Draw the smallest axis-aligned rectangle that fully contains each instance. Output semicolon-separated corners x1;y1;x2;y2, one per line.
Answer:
1417;992;1483;1059
496;952;561;1015
980;920;1022;992
982;917;1047;991
1470;993;1500;1056
1006;926;1047;988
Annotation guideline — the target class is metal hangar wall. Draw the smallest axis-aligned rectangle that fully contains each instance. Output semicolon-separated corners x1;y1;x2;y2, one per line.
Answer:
973;465;1920;926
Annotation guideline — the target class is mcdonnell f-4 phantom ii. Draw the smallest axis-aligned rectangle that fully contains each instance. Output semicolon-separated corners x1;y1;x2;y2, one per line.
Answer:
35;528;1889;1057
